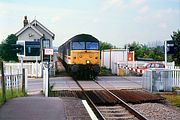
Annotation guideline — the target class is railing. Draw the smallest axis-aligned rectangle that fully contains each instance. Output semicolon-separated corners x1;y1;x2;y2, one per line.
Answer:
117;61;175;68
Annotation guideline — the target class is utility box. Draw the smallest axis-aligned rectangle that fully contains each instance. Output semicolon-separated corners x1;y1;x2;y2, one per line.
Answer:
143;68;173;92
118;68;125;76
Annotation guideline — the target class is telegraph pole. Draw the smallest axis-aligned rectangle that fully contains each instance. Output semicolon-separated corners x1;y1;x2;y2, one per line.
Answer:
0;61;6;102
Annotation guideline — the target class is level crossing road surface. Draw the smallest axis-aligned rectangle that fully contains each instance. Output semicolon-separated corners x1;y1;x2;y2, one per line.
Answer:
0;97;66;120
97;76;142;90
27;76;143;93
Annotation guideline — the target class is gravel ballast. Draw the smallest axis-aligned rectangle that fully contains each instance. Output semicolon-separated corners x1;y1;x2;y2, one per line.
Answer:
131;103;180;120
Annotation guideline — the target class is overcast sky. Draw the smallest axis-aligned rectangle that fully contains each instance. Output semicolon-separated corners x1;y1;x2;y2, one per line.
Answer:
0;0;180;48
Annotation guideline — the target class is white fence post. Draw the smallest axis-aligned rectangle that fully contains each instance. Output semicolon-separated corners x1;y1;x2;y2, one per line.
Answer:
45;68;49;97
43;68;49;97
25;69;28;92
43;69;46;93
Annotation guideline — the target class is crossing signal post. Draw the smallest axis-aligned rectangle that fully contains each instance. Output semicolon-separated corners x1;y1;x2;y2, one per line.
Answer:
164;40;177;68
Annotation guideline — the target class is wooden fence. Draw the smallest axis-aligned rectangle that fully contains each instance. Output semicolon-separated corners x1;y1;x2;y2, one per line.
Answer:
4;74;22;89
0;61;27;103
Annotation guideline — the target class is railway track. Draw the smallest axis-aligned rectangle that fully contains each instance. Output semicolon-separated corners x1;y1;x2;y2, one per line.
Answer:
74;80;148;120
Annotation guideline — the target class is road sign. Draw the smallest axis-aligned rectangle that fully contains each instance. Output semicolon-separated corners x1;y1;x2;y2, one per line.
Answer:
44;48;54;55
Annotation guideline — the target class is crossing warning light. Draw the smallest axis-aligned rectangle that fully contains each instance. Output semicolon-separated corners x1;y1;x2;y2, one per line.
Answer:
128;52;134;61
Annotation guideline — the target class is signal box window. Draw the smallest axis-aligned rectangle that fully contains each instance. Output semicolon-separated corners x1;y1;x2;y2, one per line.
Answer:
43;39;50;48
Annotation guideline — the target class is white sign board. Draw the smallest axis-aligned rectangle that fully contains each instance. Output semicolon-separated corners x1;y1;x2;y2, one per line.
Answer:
44;48;54;55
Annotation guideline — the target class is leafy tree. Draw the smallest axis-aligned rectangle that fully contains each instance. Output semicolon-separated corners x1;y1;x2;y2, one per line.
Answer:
127;41;164;61
171;30;180;65
100;41;114;51
0;34;18;62
127;42;142;60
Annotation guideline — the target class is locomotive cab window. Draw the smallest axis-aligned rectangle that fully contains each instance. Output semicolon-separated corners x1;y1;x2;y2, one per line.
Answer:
72;42;85;50
86;42;99;50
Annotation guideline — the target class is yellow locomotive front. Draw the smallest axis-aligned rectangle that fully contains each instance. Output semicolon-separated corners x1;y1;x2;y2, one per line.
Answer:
58;34;100;79
70;37;100;79
71;50;100;65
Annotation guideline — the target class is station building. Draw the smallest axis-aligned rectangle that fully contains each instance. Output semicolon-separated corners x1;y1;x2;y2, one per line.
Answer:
15;16;55;62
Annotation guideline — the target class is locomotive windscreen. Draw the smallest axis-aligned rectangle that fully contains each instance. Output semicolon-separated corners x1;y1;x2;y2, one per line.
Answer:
72;41;99;50
72;42;85;50
86;42;99;50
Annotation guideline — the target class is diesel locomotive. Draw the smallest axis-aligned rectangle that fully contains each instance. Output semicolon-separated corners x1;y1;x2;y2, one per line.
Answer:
58;34;100;79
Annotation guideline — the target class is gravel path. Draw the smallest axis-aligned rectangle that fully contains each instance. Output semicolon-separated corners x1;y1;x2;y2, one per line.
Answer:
62;97;92;120
130;103;180;120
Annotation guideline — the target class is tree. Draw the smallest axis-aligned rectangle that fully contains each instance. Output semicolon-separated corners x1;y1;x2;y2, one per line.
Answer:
100;41;114;51
171;30;180;65
127;42;142;60
127;41;164;61
0;34;18;62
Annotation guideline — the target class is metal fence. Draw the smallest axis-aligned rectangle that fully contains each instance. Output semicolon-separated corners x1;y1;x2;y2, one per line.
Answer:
143;69;173;92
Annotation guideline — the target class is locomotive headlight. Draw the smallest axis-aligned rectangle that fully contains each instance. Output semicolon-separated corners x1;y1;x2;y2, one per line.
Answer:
86;60;90;64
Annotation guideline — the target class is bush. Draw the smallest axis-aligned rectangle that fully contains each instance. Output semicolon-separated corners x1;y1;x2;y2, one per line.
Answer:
99;67;112;76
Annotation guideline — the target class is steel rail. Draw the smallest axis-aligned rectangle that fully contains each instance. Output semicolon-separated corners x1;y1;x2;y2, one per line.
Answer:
94;80;148;120
74;80;106;120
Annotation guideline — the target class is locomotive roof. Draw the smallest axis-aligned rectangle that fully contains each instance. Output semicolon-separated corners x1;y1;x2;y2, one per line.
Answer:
59;34;99;50
69;34;99;42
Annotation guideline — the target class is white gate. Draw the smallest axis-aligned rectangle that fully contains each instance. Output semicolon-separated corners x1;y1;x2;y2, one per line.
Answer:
172;66;180;87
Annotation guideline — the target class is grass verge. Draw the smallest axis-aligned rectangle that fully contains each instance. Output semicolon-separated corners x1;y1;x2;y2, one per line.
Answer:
0;89;25;106
162;94;180;107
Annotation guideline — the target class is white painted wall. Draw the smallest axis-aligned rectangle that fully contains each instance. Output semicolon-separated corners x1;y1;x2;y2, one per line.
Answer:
18;28;41;40
101;49;128;70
